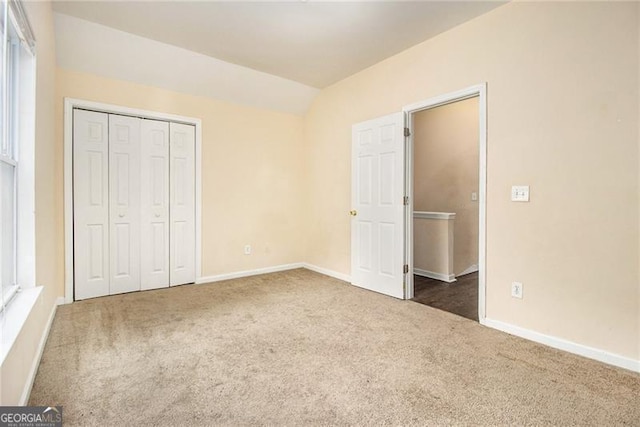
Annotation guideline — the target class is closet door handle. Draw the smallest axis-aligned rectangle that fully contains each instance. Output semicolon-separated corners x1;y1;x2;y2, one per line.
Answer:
154;213;161;218
118;213;125;218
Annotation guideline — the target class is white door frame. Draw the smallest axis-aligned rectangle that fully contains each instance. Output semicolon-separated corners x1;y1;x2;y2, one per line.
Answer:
402;84;487;323
63;98;203;303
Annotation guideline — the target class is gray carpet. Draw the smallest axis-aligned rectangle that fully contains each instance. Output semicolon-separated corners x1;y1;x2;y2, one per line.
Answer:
29;269;639;425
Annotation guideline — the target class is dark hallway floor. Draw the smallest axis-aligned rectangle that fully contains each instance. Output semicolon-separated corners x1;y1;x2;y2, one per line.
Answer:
412;272;478;321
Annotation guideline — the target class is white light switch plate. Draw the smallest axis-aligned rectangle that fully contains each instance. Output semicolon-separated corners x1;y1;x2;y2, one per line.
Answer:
511;185;529;202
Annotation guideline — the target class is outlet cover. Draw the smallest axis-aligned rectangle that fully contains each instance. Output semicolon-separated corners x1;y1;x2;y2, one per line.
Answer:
511;282;523;299
244;245;251;255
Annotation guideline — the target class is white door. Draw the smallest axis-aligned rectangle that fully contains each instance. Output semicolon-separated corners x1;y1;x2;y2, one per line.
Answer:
109;114;141;295
351;113;406;299
169;122;196;286
140;119;170;290
73;110;110;300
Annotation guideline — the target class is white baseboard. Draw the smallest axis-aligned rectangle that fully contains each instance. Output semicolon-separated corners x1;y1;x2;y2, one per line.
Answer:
19;297;59;405
484;318;640;373
414;268;456;283
302;263;351;283
457;264;478;277
196;262;351;286
196;263;304;284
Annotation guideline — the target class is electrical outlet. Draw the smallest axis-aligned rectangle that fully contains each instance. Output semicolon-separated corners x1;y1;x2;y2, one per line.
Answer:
471;192;478;201
244;245;251;255
511;282;523;299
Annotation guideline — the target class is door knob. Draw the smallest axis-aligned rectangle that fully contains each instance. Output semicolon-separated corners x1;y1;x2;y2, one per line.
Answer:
349;210;357;216
118;213;125;218
155;213;161;217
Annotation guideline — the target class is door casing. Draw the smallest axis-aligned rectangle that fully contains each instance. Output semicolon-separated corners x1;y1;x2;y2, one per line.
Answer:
402;84;487;323
63;98;203;303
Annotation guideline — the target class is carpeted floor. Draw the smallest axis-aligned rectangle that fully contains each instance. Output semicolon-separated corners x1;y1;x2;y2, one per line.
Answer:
30;269;639;426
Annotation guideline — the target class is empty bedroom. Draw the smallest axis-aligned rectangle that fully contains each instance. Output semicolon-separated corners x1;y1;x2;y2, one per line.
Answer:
1;1;639;425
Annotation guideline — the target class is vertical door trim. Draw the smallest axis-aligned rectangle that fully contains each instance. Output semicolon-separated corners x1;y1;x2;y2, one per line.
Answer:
64;98;202;303
402;83;487;324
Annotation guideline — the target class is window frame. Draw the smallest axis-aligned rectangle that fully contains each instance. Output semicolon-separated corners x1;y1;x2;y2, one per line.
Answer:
0;0;36;314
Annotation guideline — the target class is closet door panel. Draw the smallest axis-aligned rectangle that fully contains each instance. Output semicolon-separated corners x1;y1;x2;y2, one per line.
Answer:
73;110;110;300
109;114;141;294
140;119;170;290
169;122;196;286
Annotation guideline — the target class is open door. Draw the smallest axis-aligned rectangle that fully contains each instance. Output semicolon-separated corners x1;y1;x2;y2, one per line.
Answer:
351;112;406;299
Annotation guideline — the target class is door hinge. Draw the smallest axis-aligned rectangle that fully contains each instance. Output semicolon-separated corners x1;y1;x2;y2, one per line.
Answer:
403;196;409;206
404;127;411;137
403;264;409;274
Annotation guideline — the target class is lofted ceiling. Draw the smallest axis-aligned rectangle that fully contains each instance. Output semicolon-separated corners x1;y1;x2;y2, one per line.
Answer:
52;1;506;89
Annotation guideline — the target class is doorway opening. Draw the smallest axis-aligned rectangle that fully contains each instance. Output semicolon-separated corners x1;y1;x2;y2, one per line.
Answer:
403;85;486;322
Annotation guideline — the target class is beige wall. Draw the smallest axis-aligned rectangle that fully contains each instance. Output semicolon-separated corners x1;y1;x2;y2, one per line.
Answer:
304;2;640;360
413;218;454;279
1;1;59;405
414;98;479;275
56;68;307;286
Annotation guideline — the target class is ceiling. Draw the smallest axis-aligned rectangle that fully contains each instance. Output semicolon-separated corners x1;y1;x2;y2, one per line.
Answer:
52;1;506;89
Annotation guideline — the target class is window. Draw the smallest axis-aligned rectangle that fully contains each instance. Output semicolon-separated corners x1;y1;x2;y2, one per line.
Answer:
0;0;35;313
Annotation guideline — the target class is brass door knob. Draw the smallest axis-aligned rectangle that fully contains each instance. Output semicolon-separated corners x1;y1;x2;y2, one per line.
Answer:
349;210;357;216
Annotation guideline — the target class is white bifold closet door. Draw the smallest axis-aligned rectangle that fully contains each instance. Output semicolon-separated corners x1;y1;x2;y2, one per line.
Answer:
73;110;110;300
74;111;195;300
169;123;196;286
109;114;141;295
140;119;170;291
